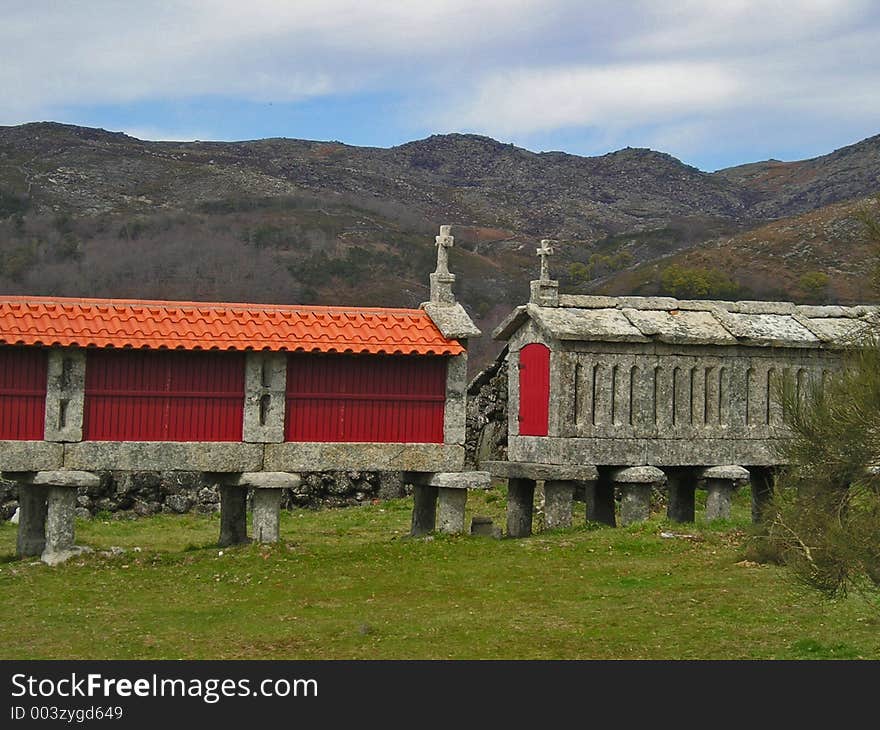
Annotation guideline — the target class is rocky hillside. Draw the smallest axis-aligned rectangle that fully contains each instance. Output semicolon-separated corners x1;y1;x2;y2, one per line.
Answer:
1;122;879;368
0;123;750;238
713;134;880;219
599;195;880;304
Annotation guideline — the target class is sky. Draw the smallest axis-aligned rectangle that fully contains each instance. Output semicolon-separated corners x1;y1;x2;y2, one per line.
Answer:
1;0;879;171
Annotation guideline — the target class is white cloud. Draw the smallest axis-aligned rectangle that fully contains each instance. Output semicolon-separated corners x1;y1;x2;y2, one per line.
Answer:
628;0;871;53
435;1;880;165
0;0;545;122
0;1;878;167
448;62;743;135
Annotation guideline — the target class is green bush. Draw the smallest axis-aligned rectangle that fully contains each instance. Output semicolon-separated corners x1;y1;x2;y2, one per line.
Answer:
760;343;880;602
0;189;29;218
249;224;288;249
857;196;880;290
117;218;149;241
659;265;740;299
567;262;592;284
293;245;409;285
0;243;38;281
53;213;74;235
759;203;880;602
798;271;830;303
53;232;83;261
566;251;634;285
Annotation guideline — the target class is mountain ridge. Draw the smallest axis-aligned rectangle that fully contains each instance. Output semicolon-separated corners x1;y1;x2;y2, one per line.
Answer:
1;121;878;368
4;122;878;233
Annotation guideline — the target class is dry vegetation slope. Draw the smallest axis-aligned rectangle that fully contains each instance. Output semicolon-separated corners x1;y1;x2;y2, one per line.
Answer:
713;133;880;219
600;195;880;304
1;123;880;367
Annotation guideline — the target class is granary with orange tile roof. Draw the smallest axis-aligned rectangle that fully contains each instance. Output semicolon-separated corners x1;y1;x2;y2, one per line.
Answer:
1;225;489;562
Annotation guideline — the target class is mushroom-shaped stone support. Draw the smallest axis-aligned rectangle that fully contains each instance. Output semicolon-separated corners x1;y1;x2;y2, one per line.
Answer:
215;472;302;545
610;466;667;525
697;465;750;521
407;471;491;536
4;470;101;564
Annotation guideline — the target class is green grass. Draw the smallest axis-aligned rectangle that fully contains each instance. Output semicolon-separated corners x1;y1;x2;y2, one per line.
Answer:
1;488;878;660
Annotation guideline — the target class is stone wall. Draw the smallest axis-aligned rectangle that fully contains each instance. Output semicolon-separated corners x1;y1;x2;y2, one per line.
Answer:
465;351;509;467
462;336;849;470
1;470;406;521
553;343;838;442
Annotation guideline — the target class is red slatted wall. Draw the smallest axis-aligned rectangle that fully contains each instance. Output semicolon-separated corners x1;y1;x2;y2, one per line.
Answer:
0;347;47;440
285;353;446;443
83;350;245;441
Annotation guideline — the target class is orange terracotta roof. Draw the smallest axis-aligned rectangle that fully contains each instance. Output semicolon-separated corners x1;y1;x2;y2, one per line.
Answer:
0;295;463;356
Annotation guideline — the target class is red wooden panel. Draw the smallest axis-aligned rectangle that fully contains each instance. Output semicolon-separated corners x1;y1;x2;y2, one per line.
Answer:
0;347;47;440
518;343;550;437
83;350;244;441
285;353;446;443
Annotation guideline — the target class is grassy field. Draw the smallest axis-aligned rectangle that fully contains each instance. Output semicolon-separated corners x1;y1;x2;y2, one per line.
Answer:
1;487;877;660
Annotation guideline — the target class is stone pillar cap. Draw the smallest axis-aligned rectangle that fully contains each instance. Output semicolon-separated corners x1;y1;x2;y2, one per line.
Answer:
610;466;667;484
483;461;598;481
406;471;491;489
5;470;101;488
220;471;302;489
697;465;750;482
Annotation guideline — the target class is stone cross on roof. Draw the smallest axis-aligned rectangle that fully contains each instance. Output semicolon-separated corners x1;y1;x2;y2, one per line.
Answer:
537;239;555;282
435;225;454;275
429;224;457;305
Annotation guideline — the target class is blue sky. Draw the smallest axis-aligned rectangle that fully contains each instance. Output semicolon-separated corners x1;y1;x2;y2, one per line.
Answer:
2;0;879;171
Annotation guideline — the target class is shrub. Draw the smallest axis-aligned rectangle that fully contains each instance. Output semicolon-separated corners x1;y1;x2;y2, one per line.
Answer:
659;265;741;299
0;189;29;218
798;271;830;303
857;196;880;290
53;232;83;262
0;243;38;281
761;343;880;602
566;251;634;284
249;224;288;249
567;262;592;284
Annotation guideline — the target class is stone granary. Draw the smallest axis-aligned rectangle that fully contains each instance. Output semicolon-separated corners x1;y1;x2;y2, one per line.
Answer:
0;226;488;563
485;240;878;537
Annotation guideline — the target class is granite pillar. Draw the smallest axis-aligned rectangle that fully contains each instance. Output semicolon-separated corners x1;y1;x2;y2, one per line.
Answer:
437;487;467;535
506;478;535;538
411;484;438;536
544;480;575;530
44;486;77;556
16;485;48;557
704;480;734;521
252;488;282;543
587;476;616;527
748;466;775;523
219;484;249;547
666;468;698;523
619;484;652;525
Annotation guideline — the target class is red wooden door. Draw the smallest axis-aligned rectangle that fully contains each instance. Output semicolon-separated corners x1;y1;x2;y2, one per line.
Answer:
518;343;549;436
285;353;446;443
83;350;244;441
0;347;47;440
